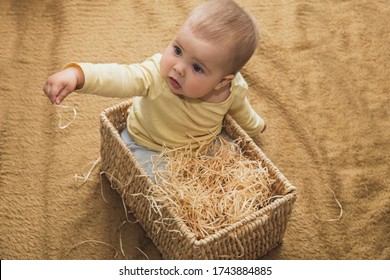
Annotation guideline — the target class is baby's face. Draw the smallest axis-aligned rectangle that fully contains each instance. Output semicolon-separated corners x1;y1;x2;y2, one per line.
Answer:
160;23;232;101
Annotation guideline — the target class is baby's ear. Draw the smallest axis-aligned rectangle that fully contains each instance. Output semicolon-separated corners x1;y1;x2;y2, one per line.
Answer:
215;74;235;90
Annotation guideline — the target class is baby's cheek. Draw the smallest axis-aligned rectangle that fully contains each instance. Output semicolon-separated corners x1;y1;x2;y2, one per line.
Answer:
160;55;171;76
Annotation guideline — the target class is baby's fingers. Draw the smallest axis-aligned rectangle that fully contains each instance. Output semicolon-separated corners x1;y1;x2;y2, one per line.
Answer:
43;81;56;104
43;81;62;104
54;85;73;105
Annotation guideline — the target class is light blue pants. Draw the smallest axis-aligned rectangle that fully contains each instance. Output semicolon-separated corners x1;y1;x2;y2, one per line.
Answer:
120;128;160;180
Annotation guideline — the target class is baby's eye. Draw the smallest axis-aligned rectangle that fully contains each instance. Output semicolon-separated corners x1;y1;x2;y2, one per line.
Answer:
193;64;204;73
173;46;182;56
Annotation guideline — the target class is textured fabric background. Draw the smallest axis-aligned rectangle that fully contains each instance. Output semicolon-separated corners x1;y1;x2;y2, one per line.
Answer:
0;0;389;259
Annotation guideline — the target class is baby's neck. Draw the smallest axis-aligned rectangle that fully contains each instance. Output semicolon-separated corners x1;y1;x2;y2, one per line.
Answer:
199;83;231;103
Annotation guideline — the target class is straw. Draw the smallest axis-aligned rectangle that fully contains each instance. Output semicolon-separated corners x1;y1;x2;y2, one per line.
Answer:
150;136;275;239
54;104;77;129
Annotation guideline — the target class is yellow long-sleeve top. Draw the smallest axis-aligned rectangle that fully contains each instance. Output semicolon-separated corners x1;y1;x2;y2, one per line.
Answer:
71;53;264;152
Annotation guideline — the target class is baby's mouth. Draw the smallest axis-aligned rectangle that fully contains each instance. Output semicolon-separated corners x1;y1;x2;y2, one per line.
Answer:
169;77;181;90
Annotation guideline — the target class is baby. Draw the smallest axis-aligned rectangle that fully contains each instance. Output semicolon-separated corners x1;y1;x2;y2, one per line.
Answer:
43;0;266;165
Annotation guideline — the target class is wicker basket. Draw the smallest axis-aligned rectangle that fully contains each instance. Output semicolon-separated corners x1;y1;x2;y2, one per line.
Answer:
100;99;297;259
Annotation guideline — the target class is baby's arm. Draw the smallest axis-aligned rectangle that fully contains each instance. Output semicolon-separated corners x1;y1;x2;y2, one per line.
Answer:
43;66;85;105
229;97;266;135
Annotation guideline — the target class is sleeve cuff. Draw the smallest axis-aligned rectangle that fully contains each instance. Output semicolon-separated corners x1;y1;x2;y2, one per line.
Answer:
62;62;86;92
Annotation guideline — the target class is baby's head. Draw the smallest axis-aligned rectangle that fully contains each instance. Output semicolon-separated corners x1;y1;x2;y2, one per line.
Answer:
186;0;259;74
160;0;259;101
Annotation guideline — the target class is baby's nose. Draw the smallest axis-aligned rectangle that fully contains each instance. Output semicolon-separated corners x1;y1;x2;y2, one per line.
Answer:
173;62;185;76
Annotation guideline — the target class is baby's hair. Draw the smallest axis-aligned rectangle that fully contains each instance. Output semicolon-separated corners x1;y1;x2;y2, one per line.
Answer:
186;0;259;74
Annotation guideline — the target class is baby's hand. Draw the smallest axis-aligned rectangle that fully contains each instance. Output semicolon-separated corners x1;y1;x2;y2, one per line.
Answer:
43;66;84;105
260;123;267;133
252;124;266;146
